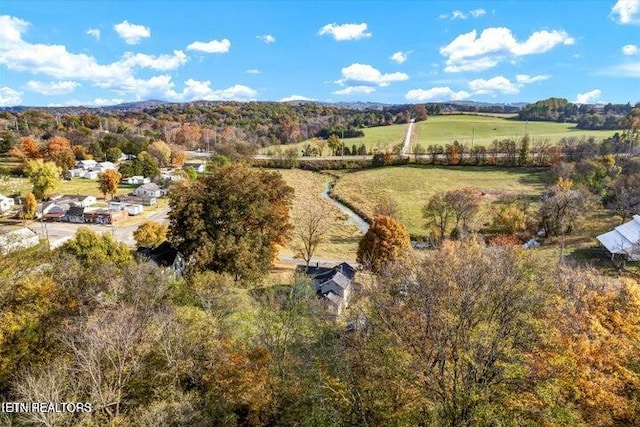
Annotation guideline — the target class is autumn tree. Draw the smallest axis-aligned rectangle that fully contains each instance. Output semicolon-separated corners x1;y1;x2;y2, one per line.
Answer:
445;187;481;234
327;134;341;156
25;159;61;199
60;227;132;268
10;136;43;160
134;221;168;248
98;169;122;200
363;241;547;425
136;151;161;178
357;215;410;273
292;200;332;266
105;146;123;163
175;123;201;149
170;149;186;167
45;136;75;172
20;192;37;221
539;178;591;236
373;194;400;219
492;204;527;235
168;164;294;281
423;192;453;242
147;140;171;167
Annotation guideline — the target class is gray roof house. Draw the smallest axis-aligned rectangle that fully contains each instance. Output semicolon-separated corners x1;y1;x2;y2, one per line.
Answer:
298;262;356;314
133;183;163;198
0;228;39;254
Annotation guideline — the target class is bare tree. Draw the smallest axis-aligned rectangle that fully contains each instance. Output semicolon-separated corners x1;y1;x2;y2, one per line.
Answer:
292;200;333;266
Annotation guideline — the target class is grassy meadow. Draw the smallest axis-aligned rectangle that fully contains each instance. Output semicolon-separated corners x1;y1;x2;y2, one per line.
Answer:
261;114;621;155
270;169;361;261
331;165;547;237
412;115;621;148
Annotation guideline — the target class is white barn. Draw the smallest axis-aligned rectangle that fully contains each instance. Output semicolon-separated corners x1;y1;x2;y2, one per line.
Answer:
597;214;640;261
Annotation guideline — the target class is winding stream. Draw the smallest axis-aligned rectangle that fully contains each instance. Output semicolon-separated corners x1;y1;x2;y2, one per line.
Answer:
321;178;370;234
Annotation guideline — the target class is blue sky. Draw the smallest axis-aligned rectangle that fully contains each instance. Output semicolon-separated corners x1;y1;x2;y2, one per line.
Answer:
0;0;638;107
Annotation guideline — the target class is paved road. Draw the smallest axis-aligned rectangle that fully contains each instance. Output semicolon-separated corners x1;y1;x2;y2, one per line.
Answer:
36;207;170;249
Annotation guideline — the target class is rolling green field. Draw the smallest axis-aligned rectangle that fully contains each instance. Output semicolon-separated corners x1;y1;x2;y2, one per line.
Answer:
331;165;547;236
0;176;133;199
412;115;620;148
261;114;621;155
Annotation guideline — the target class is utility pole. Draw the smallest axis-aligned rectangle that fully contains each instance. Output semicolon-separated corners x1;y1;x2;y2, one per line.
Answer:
471;127;475;151
341;129;344;157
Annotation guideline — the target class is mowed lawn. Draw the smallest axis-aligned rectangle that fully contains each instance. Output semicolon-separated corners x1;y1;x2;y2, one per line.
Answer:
332;165;546;236
412;115;620;148
267;169;360;261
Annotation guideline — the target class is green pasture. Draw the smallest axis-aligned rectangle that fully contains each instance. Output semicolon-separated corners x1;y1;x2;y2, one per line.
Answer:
412;115;621;148
331;165;547;236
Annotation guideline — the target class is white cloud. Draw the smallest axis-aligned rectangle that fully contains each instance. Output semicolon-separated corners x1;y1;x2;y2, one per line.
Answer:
336;63;408;89
389;51;410;64
280;94;314;102
440;8;486;20
257;34;275;44
440;27;574;72
0;87;22;106
176;79;257;101
86;28;100;41
318;23;371;41
113;20;150;45
515;73;550;84
405;87;470;101
611;0;640;25
623;44;639;55
118;50;188;70
26;80;79;95
186;39;231;53
245;68;261;74
90;97;125;106
0;15;197;101
333;86;376;95
469;76;520;94
575;89;602;104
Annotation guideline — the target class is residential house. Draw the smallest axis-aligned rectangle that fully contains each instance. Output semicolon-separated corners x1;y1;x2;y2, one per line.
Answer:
77;159;97;170
133;182;163;198
0;228;39;254
83;170;100;180
183;162;206;173
64;206;85;223
297;262;356;314
94;162;117;173
44;204;69;221
0;194;15;212
161;171;184;182
66;168;86;179
597;214;640;261
136;241;185;277
59;194;97;207
84;208;127;225
109;201;144;215
123;176;150;185
114;195;157;206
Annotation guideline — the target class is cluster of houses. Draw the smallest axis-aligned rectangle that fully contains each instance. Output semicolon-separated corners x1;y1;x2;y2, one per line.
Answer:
38;182;167;225
66;160;118;180
0;194;15;212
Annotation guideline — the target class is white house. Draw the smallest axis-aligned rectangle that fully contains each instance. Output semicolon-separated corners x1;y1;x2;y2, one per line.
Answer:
109;201;144;215
77;159;97;170
94;162;117;174
59;195;97;207
124;176;150;185
66;168;86;178
161;172;183;182
183;162;206;173
133;183;163;198
0;228;39;254
84;170;100;180
597;215;640;261
0;194;15;212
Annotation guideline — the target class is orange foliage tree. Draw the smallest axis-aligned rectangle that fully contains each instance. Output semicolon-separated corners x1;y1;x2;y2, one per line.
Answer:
357;215;410;272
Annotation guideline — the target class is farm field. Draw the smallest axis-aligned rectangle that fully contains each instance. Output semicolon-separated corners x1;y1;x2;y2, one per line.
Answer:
260;114;621;156
412;115;621;148
269;169;360;261
260;124;407;155
331;165;547;237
